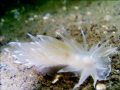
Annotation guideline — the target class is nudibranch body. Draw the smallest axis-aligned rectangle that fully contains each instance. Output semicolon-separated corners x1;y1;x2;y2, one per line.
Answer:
5;25;118;89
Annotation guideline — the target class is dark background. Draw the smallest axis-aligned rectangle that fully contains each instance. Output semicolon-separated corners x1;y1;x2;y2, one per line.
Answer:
0;0;49;18
0;0;92;18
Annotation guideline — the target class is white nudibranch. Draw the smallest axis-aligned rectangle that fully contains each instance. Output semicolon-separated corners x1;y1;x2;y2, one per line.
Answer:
5;25;119;89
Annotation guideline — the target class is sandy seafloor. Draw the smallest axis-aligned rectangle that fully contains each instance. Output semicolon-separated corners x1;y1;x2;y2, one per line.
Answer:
0;1;120;90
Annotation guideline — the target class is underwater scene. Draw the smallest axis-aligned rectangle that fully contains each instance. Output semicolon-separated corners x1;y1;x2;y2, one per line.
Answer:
0;0;120;90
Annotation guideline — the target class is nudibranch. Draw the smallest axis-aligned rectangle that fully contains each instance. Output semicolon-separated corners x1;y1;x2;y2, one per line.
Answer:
5;25;119;89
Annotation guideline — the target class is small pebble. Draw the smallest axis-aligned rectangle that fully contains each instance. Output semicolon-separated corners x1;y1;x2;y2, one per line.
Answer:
1;18;5;22
104;15;111;21
87;11;91;15
43;13;50;20
63;6;67;11
29;17;34;21
33;15;38;18
52;75;62;84
112;31;116;34
74;6;79;10
96;84;106;90
102;25;109;29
